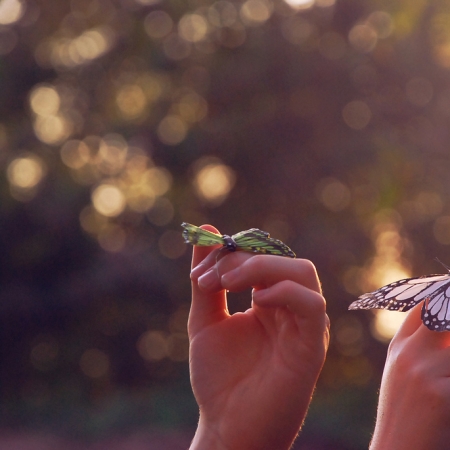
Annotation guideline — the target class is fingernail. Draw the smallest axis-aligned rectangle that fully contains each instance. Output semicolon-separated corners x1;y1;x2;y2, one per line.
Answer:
190;263;207;280
221;268;239;288
252;288;268;303
198;268;218;290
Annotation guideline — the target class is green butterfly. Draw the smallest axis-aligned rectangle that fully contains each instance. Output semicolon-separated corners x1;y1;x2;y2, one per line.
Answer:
181;222;296;258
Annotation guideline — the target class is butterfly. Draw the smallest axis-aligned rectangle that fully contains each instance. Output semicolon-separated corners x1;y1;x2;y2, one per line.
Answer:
349;272;450;331
181;222;296;258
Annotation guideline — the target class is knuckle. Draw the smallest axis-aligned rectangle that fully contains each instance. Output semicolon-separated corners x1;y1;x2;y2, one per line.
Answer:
279;280;327;311
298;258;318;278
245;254;267;272
217;251;251;275
309;291;327;314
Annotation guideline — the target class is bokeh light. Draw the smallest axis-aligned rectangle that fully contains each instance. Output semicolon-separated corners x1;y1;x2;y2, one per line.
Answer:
96;134;129;176
371;310;406;342
60;140;91;169
343;210;412;344
144;10;173;39
35;26;116;70
192;157;236;206
208;2;238;27
0;0;25;25
137;330;168;361
283;0;314;10
281;16;317;47
29;84;75;145
367;11;394;39
7;155;45;189
175;91;208;123
144;167;172;196
7;154;46;201
342;100;372;129
135;305;191;363
348;24;378;53
179;14;209;43
316;178;351;212
157;115;188;145
92;183;127;217
240;0;273;26
33;114;73;145
116;84;147;120
29;85;60;116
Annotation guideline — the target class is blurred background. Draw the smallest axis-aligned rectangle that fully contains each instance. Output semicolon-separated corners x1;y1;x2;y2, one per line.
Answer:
1;0;450;448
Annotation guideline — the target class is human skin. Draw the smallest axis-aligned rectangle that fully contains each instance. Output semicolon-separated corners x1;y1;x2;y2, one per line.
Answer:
370;303;450;450
188;225;330;450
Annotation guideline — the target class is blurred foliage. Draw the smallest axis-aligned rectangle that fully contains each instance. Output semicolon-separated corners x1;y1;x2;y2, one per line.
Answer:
2;0;450;447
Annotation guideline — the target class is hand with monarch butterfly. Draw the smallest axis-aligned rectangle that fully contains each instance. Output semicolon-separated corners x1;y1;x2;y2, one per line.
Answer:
187;225;329;450
370;303;450;450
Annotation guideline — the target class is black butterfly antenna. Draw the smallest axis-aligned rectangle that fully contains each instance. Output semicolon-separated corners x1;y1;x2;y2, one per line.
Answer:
434;257;450;272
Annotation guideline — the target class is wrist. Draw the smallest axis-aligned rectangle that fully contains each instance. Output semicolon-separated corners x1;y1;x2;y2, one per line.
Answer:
190;417;228;450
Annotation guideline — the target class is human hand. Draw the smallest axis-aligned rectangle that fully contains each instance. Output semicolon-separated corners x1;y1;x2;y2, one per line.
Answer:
370;303;450;450
188;225;330;450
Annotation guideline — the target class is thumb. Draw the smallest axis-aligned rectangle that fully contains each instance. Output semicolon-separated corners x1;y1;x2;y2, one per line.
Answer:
188;225;228;337
392;302;450;350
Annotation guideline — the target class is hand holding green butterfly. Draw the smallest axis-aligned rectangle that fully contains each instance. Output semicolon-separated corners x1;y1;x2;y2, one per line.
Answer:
187;225;329;450
370;303;450;450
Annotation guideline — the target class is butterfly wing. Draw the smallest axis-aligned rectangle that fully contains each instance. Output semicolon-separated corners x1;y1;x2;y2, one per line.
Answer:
421;279;450;331
349;274;450;331
181;223;296;257
231;228;296;258
181;222;224;247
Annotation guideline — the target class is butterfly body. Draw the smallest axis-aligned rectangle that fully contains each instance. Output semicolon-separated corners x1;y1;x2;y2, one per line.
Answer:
349;273;450;331
181;223;296;258
222;234;238;252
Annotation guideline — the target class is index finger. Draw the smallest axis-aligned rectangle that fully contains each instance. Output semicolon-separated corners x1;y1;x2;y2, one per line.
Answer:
220;254;322;294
